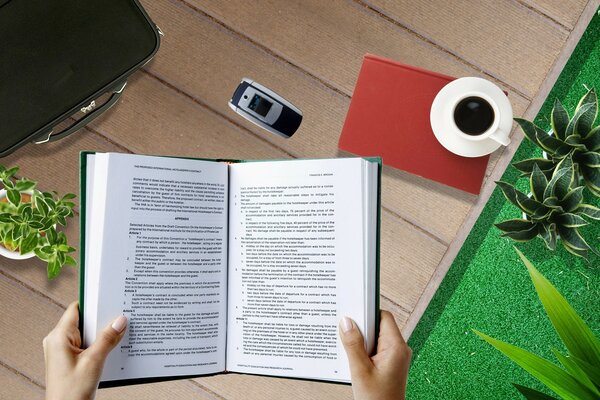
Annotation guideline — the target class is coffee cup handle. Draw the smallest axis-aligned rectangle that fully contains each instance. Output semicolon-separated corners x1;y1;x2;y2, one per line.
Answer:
489;130;510;146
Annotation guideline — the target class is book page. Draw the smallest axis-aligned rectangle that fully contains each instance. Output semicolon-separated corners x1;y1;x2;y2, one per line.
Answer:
226;158;373;382
85;153;229;382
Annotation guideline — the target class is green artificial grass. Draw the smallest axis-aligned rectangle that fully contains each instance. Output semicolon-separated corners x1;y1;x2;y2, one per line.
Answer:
407;9;600;400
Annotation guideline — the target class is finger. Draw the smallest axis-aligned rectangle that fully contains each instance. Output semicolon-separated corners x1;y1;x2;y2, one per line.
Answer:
55;301;80;333
339;316;372;377
85;315;127;362
377;310;407;353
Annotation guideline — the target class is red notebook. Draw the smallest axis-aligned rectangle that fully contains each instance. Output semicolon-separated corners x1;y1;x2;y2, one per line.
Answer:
338;54;489;195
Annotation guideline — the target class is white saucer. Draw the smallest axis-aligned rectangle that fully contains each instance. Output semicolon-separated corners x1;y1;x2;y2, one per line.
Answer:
430;77;513;158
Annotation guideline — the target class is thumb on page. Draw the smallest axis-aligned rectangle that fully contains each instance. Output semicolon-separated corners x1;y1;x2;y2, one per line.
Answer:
339;316;372;377
85;316;127;363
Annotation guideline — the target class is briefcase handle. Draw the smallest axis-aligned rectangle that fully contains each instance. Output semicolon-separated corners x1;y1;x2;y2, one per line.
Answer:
33;80;128;144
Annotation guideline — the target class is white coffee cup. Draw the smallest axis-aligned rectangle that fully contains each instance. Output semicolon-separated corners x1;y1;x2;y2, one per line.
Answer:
430;77;513;158
452;91;510;146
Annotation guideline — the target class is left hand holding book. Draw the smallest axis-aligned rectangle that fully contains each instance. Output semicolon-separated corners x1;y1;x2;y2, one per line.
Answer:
43;302;127;400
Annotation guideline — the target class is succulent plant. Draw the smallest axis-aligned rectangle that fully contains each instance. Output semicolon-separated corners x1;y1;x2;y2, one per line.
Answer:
511;88;600;196
0;165;77;279
495;157;600;259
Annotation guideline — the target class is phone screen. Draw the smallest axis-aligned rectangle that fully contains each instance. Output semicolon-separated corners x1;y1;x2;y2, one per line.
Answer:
248;94;273;117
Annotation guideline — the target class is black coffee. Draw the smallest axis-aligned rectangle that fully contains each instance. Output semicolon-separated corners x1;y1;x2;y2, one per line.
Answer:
453;96;495;135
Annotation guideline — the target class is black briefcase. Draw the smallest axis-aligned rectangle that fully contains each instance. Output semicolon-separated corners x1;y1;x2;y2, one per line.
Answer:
0;0;161;157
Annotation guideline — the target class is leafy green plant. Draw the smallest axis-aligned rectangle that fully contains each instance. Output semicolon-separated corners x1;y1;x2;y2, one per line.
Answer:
512;88;600;196
495;156;600;259
0;165;77;279
474;248;600;400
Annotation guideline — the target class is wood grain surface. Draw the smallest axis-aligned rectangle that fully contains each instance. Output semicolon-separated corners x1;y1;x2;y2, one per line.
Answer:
0;0;591;398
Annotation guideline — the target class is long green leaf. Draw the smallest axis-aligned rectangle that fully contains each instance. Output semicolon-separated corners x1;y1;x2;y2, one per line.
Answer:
571;356;600;388
585;126;600;151
512;158;556;175
516;118;543;148
544;168;570;200
539;223;557;251
551;99;569;141
561;241;589;259
552;349;600;395
557;226;594;252
513;384;558;400
578;152;600;168
495;219;536;233
501;225;540;242
555;213;588;228
496;181;540;214
581;165;600;196
531;164;548;201
515;248;600;367
577;204;600;220
536;126;565;153
474;330;599;400
560;187;585;213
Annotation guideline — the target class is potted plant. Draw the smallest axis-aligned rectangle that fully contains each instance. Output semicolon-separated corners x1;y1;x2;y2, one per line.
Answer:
511;88;599;196
495;157;600;259
474;248;600;399
0;165;77;279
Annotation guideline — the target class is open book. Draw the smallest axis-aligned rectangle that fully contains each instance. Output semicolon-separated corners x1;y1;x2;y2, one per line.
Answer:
80;152;380;386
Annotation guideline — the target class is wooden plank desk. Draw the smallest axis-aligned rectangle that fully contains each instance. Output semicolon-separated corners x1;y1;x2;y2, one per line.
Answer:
1;1;597;398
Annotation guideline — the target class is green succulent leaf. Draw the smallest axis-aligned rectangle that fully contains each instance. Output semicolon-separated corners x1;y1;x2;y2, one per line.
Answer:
34;196;49;216
531;207;552;221
577;204;600;220
496;181;540;214
557;226;593;251
539;223;557;251
14;179;35;192
515;248;600;367
501;224;539;242
0;213;12;223
564;135;587;151
515;118;544;148
551;99;569;141
581;166;600;196
560;187;584;213
34;247;50;262
555;213;588;228
7;189;20;206
578;151;600;168
551;349;600;396
536;127;565;154
11;227;21;241
530;164;548;201
544;168;572;200
567;103;595;139
512;158;556;175
584;126;600;151
46;228;57;244
495;219;536;233
554;144;576;159
573;88;598;136
64;256;77;266
19;232;38;255
47;257;61;280
473;330;599;400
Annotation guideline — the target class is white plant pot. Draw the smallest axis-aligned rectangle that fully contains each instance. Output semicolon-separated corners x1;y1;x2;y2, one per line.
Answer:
0;189;36;260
